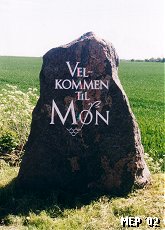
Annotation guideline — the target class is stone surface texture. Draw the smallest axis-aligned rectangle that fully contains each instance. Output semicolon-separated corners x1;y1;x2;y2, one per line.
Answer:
17;32;150;195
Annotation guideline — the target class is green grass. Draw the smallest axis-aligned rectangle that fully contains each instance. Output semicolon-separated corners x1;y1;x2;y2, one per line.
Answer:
0;57;164;229
119;61;164;166
0;56;41;91
0;161;164;229
0;57;164;166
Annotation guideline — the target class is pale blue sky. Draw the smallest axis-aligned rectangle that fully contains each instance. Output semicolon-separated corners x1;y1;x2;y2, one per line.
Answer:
0;0;164;59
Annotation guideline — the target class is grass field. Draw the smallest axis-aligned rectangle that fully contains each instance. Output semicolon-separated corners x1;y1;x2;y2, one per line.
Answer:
0;162;164;229
119;61;164;168
0;56;41;91
0;56;164;229
0;56;164;166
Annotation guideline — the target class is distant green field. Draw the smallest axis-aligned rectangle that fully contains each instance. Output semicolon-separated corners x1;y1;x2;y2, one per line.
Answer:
119;61;164;166
0;56;41;91
0;56;164;166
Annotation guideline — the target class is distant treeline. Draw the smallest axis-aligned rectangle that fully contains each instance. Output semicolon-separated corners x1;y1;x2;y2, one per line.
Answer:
129;58;165;62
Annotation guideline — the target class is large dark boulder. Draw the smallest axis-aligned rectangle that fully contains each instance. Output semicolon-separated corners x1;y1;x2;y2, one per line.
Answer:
17;32;150;195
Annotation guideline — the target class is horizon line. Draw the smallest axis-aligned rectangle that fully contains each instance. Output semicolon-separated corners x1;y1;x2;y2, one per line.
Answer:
0;55;164;60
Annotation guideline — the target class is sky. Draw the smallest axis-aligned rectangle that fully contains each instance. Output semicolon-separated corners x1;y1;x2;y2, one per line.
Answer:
0;0;164;59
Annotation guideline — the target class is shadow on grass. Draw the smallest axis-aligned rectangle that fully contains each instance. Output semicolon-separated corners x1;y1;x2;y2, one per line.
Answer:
0;178;109;225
